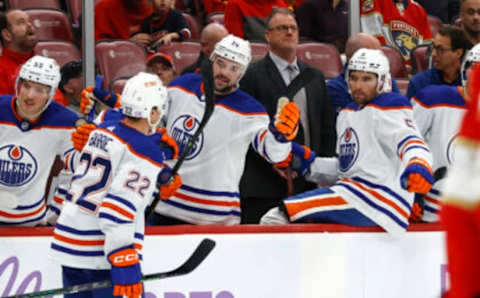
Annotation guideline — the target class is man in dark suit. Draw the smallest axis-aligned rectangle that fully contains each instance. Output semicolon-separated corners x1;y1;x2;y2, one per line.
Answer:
239;7;337;223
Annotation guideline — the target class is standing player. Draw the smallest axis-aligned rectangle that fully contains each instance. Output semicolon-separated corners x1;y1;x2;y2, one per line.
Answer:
409;44;480;222
261;49;434;235
440;63;480;298
0;55;78;226
50;72;181;298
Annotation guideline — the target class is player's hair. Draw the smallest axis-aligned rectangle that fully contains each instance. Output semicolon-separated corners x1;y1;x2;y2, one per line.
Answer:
0;9;21;46
265;7;296;30
59;60;83;93
438;25;472;59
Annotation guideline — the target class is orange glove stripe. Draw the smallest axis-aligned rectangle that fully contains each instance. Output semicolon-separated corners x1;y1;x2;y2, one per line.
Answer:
274;153;293;169
160;175;182;200
108;248;139;267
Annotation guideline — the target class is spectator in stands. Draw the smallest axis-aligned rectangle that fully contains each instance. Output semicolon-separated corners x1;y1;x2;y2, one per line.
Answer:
360;0;433;63
295;0;349;53
406;25;470;99
460;0;480;46
133;0;191;50
95;0;153;42
0;9;37;95
53;60;83;112
224;0;288;41
327;33;400;117
416;0;460;24
239;8;336;223
181;23;228;74
146;52;177;85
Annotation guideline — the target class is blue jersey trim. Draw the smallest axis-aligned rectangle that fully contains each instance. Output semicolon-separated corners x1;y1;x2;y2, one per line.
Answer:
414;85;466;107
180;184;240;198
55;223;104;235
51;243;104;256
352;176;411;210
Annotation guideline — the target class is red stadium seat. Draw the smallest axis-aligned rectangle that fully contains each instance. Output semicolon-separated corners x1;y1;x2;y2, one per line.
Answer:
157;41;201;73
411;44;431;74
109;77;130;94
396;78;409;96
95;40;147;89
34;40;80;67
7;0;61;9
296;42;342;79
250;42;268;63
206;13;225;25
380;45;408;78
24;8;74;42
182;13;200;40
428;15;443;36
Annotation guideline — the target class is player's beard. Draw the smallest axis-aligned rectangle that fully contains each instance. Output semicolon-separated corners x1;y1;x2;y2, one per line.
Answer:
214;75;236;95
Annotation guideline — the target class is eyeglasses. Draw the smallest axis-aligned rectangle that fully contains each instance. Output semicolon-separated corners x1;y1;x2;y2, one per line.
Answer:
430;44;453;55
267;24;298;33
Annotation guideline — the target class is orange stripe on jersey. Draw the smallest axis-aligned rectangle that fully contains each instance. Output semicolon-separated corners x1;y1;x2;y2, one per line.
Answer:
399;139;427;159
0;203;46;218
175;192;241;207
286;196;347;217
134;243;143;250
345;179;409;220
217;103;268;116
368;104;412;111
259;129;267;141
100;202;134;220
53;196;64;204
425;195;440;205
54;233;105;246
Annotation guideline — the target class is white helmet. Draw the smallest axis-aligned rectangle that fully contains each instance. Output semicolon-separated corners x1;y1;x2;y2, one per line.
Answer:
461;43;480;89
210;34;252;77
347;48;392;94
121;72;168;130
16;55;61;110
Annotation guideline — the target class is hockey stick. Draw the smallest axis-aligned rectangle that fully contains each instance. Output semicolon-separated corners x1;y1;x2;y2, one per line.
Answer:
278;68;316;196
7;238;216;298
145;60;216;219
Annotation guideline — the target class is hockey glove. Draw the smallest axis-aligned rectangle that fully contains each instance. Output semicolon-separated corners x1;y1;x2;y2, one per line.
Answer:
80;76;121;115
275;142;316;176
269;99;300;142
409;194;425;223
157;166;182;200
108;246;143;298
71;123;96;152
161;132;179;160
400;158;433;194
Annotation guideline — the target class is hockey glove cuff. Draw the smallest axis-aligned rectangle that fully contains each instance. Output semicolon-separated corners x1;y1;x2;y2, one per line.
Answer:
400;158;433;194
71;123;96;152
291;142;316;176
108;245;143;298
161;133;179;159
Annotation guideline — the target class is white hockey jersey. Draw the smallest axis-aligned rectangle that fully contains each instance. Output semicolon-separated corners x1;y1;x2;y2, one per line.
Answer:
412;85;466;221
50;121;170;269
0;96;77;226
311;92;432;235
154;74;291;225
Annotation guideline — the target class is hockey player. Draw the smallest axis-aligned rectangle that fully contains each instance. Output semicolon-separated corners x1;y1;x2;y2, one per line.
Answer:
409;44;480;222
0;55;78;226
261;48;434;235
72;35;299;225
50;72;181;298
440;62;480;298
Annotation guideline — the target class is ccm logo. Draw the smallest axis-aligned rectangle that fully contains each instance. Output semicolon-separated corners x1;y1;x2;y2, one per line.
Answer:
113;253;138;263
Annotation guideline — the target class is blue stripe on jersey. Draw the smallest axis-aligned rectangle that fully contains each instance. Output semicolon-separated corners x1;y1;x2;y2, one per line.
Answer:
163;199;241;216
55;223;104;235
252;132;259;152
352;176;410;209
296;208;377;226
49;205;61;215
369;92;411;108
134;233;144;240
180;184;240;197
51;243;104;256
103;109;124;122
415;85;466;107
397;135;420;152
336;182;408;229
98;122;166;165
404;145;430;155
169;73;204;99
0;210;46;225
16;196;44;210
430;188;440;196
105;194;137;212
424;205;438;213
98;212;132;224
262;144;272;162
57;188;73;201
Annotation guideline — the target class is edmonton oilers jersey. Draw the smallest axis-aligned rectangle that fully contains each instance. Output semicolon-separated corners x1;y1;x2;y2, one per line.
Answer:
0;96;77;226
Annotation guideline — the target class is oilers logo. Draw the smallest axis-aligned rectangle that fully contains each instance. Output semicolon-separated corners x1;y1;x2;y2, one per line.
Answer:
339;127;360;172
446;135;457;165
170;114;204;160
0;145;37;186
